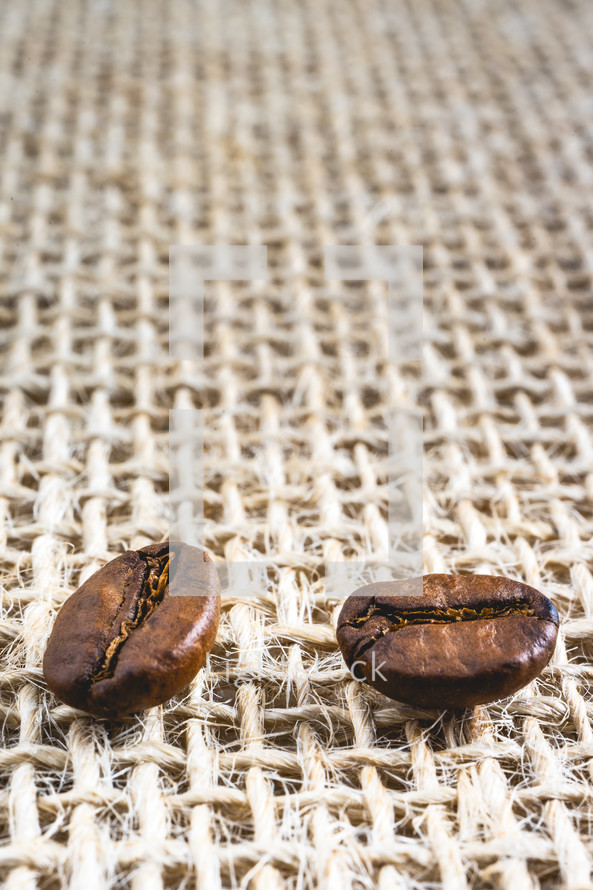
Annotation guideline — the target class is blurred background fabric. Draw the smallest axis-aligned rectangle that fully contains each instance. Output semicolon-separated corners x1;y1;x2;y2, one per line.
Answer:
1;1;593;888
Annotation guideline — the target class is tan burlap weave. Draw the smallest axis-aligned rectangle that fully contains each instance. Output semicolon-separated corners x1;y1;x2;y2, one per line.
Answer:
2;0;593;887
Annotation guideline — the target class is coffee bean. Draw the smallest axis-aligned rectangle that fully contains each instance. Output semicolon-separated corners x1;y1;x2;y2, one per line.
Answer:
43;541;220;718
336;574;559;709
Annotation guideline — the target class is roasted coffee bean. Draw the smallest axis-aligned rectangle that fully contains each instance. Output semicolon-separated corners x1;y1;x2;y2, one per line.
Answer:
336;574;559;709
43;541;220;718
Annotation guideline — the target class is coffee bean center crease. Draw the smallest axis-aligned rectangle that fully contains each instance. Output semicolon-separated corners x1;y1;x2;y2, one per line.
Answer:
345;597;539;632
346;598;544;661
92;551;172;683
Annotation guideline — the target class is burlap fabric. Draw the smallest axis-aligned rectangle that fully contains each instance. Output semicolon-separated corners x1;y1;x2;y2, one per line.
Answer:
2;1;593;887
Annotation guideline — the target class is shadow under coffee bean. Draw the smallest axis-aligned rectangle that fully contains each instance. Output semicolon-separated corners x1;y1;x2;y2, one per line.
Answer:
337;574;559;709
43;541;220;719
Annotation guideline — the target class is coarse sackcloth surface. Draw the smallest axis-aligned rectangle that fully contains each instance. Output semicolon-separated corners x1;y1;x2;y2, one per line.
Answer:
1;1;593;888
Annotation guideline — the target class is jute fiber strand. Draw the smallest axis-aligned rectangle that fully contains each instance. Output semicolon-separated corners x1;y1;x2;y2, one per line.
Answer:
1;0;593;888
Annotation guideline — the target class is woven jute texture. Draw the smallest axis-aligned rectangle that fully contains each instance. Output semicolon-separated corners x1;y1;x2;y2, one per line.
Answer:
2;0;593;888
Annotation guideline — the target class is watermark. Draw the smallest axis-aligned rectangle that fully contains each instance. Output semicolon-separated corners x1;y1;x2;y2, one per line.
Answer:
324;246;423;597
206;649;388;685
167;244;423;599
349;651;388;683
168;246;268;598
